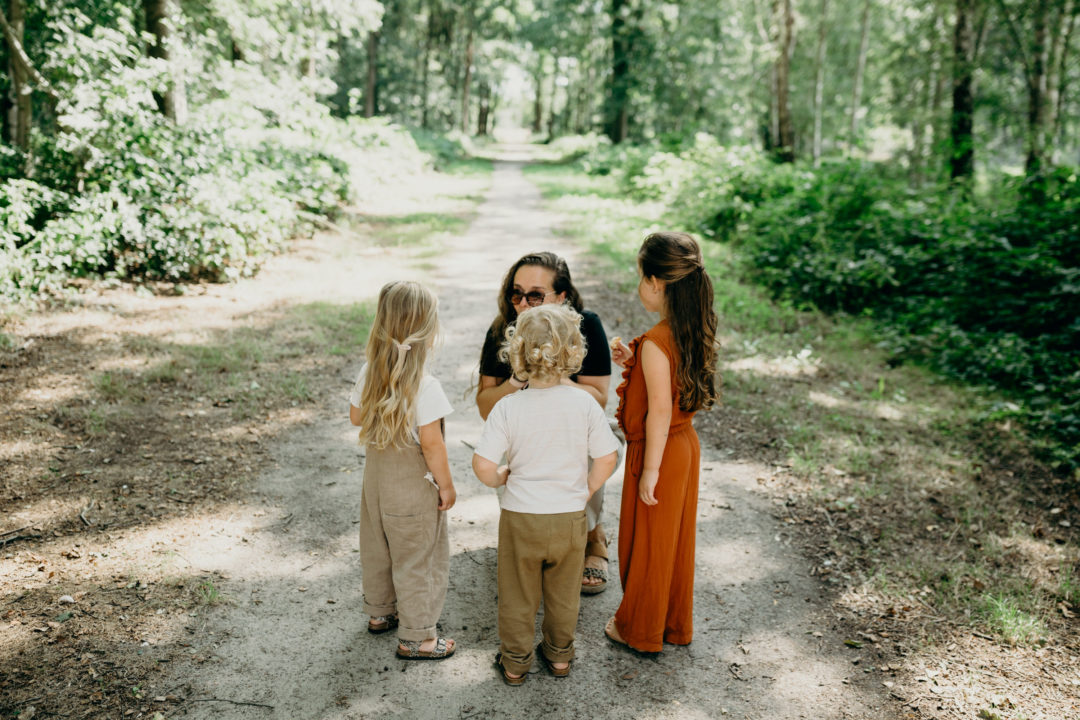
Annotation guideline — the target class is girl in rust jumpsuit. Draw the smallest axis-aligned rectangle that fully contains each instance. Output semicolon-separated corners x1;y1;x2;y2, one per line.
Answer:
606;232;719;653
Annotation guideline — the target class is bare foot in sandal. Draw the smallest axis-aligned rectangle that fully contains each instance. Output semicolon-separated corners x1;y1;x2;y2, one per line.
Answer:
581;554;608;594
397;637;456;660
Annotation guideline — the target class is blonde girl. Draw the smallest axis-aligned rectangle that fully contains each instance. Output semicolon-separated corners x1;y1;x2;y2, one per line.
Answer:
473;303;619;684
349;281;457;660
605;232;719;653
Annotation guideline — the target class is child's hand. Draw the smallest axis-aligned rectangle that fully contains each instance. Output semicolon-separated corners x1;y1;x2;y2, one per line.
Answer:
438;484;457;511
638;469;659;506
610;336;631;368
496;464;510;487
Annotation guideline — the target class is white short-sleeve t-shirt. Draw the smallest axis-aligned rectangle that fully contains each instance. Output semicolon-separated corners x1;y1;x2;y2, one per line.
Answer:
474;385;620;514
349;365;454;443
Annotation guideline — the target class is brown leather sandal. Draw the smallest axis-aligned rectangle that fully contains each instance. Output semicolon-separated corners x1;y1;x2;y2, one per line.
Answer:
494;653;526;686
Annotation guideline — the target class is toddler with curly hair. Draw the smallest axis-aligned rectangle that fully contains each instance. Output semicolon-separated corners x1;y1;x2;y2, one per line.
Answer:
473;303;619;685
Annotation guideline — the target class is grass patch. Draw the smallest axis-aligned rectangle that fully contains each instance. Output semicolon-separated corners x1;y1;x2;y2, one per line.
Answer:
348;212;468;247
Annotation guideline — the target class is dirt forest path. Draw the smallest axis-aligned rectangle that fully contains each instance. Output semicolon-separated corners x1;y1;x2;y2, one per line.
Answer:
162;149;893;720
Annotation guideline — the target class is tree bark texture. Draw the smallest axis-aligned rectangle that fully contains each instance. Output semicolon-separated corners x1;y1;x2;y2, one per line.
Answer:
461;20;474;134
773;0;796;162
144;0;187;122
1026;0;1051;175
950;0;976;181
364;30;379;118
812;0;829;165
848;0;871;151
421;14;432;129
607;0;631;143
5;0;29;150
532;56;544;133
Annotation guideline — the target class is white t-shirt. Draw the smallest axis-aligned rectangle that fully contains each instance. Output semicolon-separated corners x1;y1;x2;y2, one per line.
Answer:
474;385;620;514
349;365;454;444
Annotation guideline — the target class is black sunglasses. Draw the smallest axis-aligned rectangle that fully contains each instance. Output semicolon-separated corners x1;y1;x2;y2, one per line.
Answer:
507;289;556;307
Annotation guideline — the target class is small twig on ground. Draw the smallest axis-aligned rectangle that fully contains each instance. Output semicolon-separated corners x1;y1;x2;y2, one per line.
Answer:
0;529;39;547
0;525;30;537
463;548;484;565
79;500;96;527
972;631;996;641
460;439;476;451
188;698;274;710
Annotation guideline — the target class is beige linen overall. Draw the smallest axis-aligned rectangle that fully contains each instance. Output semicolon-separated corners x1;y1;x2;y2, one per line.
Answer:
360;443;449;642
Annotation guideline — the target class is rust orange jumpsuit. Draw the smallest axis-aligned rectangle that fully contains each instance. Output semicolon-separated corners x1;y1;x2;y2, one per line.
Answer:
613;320;700;652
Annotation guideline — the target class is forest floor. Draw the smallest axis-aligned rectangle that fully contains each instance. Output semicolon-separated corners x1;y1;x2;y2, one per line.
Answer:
0;143;1076;720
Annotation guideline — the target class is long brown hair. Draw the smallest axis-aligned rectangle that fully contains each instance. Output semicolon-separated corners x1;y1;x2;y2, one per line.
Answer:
638;232;719;413
489;252;584;342
355;281;440;449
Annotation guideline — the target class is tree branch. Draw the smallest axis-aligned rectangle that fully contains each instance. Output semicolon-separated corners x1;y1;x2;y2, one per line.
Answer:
0;5;60;100
993;0;1032;81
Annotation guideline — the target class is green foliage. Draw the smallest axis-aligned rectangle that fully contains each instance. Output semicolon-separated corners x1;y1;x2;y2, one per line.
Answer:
594;137;1080;468
0;6;434;302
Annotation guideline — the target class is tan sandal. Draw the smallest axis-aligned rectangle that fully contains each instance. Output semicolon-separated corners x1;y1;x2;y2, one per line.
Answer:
367;614;398;634
397;637;455;660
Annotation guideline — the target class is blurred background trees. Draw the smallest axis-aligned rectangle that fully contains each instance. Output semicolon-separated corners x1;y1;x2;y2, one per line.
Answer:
1;0;1077;469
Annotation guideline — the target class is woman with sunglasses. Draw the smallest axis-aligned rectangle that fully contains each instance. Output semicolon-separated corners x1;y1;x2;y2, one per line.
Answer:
477;252;620;595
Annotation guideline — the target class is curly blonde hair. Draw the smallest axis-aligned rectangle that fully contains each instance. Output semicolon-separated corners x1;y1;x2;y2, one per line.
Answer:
499;303;585;384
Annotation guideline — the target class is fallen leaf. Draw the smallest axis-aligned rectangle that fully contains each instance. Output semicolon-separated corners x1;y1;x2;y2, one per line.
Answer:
844;639;863;648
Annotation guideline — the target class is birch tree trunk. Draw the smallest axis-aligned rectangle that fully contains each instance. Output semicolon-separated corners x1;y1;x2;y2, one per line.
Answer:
812;0;829;165
848;0;871;152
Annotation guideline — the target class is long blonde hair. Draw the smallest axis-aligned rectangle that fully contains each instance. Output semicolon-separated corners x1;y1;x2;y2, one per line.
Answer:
355;281;439;449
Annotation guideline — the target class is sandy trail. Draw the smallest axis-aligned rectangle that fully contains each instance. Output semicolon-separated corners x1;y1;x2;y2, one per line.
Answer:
165;151;891;719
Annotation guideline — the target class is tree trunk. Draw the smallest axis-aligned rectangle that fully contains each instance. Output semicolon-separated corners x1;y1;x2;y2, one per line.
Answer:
950;0;976;181
1047;0;1075;161
1052;0;1077;150
144;0;186;122
421;15;432;129
773;0;795;161
1025;0;1051;176
848;0;871;152
461;19;474;134
476;82;490;136
546;60;557;138
532;55;544;133
7;0;29;150
812;0;829;165
607;0;631;143
364;31;378;118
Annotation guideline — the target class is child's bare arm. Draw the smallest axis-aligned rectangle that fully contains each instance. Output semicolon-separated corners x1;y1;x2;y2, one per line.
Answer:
349;404;362;426
640;339;672;506
472;454;509;488
587;450;617;498
419;420;456;511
